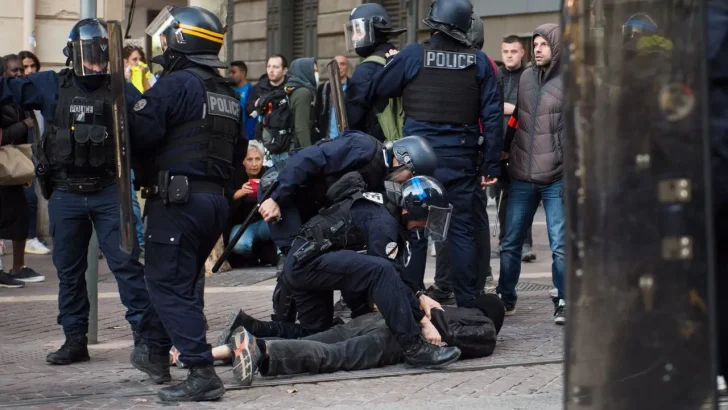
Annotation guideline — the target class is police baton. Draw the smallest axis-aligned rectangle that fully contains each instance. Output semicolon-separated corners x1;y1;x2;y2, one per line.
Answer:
212;179;280;273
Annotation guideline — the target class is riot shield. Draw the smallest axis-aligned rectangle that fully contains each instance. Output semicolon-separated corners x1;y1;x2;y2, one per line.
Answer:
107;21;135;255
562;1;716;409
327;60;349;133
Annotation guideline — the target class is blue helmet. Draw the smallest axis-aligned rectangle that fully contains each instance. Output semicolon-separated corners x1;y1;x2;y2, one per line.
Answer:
401;176;452;241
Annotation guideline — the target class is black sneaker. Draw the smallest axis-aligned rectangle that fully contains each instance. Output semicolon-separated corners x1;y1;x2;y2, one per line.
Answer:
230;326;262;386
10;266;45;283
521;245;536;262
554;299;566;325
0;271;25;288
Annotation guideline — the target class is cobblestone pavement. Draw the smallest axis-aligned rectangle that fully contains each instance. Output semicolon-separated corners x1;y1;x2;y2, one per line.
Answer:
0;209;568;409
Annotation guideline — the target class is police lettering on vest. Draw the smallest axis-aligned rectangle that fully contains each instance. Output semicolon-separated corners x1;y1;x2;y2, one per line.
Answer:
424;50;476;70
206;92;241;121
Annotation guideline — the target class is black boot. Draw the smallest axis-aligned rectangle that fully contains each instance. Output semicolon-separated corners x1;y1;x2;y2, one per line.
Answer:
130;343;171;384
157;365;225;402
46;334;90;365
402;336;461;369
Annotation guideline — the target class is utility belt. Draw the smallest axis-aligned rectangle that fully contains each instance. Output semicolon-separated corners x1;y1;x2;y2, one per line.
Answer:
53;175;115;193
140;171;224;205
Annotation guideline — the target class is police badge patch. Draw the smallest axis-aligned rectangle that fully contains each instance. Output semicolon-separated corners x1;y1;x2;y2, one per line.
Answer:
385;242;398;259
362;192;384;204
133;99;147;111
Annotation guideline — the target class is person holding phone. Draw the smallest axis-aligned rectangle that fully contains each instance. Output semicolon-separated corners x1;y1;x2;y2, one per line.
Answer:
229;140;272;261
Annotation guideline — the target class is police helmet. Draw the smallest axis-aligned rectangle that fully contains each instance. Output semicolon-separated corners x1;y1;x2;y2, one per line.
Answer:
467;13;485;50
63;19;109;77
622;12;658;41
401;176;452;241
423;0;474;47
146;5;226;68
345;4;406;54
387;136;438;179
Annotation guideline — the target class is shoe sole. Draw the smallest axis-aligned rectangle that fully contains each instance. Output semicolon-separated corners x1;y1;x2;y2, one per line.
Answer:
554;317;565;325
25;249;51;255
47;356;90;365
15;276;46;283
158;386;226;402
130;354;172;384
505;309;516;316
0;283;25;288
231;331;254;386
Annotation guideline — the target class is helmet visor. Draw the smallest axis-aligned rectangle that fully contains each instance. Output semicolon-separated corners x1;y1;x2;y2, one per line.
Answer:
425;204;453;242
146;5;177;38
344;18;376;51
72;38;109;76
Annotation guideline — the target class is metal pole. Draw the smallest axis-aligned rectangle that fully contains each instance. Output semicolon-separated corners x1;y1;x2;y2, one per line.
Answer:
225;0;234;74
406;0;419;45
23;0;36;51
80;0;99;345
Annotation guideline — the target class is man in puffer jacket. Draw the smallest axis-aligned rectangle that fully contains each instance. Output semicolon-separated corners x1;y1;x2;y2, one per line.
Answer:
495;24;566;325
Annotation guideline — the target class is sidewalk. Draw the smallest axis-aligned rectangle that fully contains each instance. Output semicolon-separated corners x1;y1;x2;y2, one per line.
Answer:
0;209;566;409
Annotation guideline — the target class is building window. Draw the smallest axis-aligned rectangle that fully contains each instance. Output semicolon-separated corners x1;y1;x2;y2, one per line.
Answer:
267;0;317;62
366;0;407;49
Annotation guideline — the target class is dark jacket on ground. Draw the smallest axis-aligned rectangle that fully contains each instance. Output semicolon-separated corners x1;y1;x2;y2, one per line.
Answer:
504;23;564;185
246;73;289;142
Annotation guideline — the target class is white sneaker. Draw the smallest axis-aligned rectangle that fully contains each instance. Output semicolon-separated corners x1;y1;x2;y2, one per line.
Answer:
549;288;558;298
0;239;5;256
718;375;727;394
25;238;51;255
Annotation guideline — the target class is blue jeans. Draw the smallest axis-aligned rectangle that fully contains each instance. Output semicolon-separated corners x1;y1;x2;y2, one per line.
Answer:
131;170;145;248
48;184;149;335
270;151;289;165
496;179;565;306
230;219;272;258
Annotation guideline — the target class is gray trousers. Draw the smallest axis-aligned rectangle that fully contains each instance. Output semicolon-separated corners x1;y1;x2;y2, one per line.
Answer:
262;312;402;376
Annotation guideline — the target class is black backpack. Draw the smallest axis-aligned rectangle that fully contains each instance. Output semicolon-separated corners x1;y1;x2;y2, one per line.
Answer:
258;88;294;154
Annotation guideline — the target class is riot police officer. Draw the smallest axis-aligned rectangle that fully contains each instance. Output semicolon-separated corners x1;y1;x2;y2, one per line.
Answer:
126;6;246;402
344;3;406;141
281;174;461;368
374;0;503;308
0;19;162;365
258;130;437;322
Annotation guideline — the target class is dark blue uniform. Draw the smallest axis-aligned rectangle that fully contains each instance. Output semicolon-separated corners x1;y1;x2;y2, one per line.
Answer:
346;43;396;141
708;0;728;377
374;34;503;307
266;130;384;252
129;68;245;367
0;71;153;336
282;199;425;345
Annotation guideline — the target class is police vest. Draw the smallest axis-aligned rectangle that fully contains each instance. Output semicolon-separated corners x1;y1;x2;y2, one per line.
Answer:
402;38;480;125
42;69;116;178
155;66;240;183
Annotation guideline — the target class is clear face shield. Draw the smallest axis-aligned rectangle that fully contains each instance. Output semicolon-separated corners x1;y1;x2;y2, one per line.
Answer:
146;5;178;49
72;38;109;76
424;204;453;242
344;18;376;52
